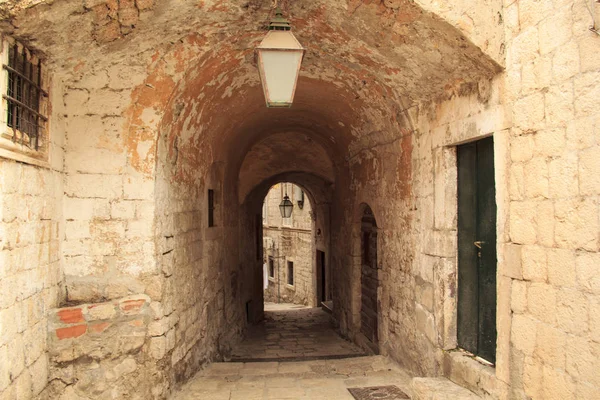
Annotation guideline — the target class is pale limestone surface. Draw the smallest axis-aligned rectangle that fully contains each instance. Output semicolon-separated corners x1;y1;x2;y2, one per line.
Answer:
412;377;481;400
171;356;412;400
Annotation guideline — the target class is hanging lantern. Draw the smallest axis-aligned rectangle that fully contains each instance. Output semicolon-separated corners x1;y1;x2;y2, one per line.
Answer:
255;9;305;108
279;194;293;218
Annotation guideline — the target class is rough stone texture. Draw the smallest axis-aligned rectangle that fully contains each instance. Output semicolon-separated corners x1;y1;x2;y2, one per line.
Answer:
411;377;481;400
0;0;597;399
40;294;166;399
263;183;315;306
0;77;65;400
172;355;412;400
229;304;364;362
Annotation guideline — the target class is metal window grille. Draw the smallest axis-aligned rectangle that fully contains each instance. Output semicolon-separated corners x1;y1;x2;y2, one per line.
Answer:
4;43;47;150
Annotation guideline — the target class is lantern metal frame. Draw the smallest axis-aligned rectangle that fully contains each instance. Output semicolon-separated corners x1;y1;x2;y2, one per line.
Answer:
279;184;294;218
255;9;305;108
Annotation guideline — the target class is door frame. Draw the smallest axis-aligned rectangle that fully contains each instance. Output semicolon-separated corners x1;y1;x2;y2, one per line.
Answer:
457;136;497;363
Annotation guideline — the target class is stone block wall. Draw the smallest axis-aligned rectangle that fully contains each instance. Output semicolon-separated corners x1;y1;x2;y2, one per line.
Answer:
404;77;509;384
387;0;600;398
263;229;314;306
500;0;600;398
42;294;171;399
0;162;64;400
0;78;66;399
62;63;157;303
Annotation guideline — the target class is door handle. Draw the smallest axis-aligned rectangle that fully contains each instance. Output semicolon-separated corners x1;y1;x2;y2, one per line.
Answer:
474;241;486;249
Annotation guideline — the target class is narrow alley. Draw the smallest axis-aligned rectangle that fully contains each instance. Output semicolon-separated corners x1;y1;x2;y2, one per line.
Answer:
1;1;599;399
229;303;366;362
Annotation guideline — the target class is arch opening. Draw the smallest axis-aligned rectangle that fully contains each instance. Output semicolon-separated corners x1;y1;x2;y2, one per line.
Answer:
140;0;502;385
261;182;323;308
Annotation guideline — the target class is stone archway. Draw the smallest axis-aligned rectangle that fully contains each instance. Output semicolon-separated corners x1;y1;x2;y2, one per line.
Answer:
0;1;510;398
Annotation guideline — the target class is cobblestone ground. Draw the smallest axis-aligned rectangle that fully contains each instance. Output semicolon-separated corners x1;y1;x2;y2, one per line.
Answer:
228;303;365;361
171;304;413;399
170;356;413;400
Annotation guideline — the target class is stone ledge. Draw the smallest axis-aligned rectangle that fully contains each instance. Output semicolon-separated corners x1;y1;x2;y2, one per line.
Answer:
48;294;152;363
443;350;497;398
411;377;481;400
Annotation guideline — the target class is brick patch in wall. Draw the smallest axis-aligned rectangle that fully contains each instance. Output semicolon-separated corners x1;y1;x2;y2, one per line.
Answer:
57;308;84;324
56;324;87;340
50;294;151;343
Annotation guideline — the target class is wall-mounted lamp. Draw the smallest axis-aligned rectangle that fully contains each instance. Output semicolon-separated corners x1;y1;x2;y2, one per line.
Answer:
279;185;293;218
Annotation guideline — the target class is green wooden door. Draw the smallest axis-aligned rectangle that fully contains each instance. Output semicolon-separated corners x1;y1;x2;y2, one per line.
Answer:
457;137;497;363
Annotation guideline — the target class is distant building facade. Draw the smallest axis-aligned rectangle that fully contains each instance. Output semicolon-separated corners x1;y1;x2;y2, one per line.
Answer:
262;183;315;306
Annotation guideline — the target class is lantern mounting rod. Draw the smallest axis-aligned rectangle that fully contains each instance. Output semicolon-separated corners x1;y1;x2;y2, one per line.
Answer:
269;8;291;31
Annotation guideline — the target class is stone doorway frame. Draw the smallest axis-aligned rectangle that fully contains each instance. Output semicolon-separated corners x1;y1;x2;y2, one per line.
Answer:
430;127;510;394
350;202;382;354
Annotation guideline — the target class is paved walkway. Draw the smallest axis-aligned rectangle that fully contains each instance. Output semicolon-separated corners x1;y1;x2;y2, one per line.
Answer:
171;303;414;399
229;303;365;362
171;356;413;400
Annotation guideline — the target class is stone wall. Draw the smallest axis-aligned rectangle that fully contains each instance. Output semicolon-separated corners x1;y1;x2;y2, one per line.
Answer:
0;73;66;399
263;183;315;306
375;1;600;398
62;62;156;303
42;295;166;399
498;1;600;398
406;77;509;383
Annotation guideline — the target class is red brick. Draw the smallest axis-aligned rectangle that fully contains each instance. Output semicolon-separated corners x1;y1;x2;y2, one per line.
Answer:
56;324;87;340
120;299;146;314
57;308;84;324
89;322;111;333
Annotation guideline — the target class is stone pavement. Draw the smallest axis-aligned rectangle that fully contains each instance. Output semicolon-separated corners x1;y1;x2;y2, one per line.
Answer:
170;304;416;399
228;303;366;362
170;355;413;400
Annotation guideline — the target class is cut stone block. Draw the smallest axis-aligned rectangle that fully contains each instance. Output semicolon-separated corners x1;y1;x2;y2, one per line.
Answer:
411;377;481;400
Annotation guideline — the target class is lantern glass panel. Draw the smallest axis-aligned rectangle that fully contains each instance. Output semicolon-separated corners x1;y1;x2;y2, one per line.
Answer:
258;49;303;106
279;196;293;218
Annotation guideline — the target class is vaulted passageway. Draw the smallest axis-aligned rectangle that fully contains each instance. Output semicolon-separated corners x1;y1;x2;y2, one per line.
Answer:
0;1;528;399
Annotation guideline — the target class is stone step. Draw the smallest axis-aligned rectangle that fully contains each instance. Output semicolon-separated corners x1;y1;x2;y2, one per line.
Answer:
411;377;481;400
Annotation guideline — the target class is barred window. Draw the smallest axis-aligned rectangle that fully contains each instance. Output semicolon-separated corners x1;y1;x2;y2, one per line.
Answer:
3;41;47;151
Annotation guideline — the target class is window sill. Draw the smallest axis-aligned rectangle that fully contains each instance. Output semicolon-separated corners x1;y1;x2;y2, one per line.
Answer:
0;141;49;168
285;284;295;290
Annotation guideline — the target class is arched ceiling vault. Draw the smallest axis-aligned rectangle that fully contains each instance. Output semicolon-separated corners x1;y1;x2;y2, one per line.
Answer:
1;0;502;190
245;172;334;213
237;130;336;204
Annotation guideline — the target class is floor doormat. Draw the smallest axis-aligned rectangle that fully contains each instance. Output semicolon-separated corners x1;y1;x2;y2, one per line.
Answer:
347;385;409;400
